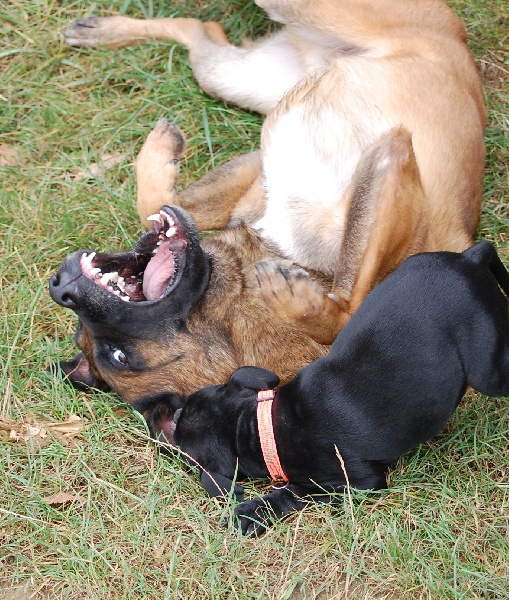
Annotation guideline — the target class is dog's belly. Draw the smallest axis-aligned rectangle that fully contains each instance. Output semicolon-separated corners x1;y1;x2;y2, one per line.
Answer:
254;96;394;274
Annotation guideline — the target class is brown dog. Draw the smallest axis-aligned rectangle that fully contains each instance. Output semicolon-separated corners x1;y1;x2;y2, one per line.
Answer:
51;0;486;402
65;0;486;334
50;121;407;401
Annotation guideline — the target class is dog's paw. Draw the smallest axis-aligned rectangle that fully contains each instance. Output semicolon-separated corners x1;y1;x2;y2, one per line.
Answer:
136;119;187;224
64;16;118;47
255;260;349;344
137;118;186;178
255;260;329;321
64;16;137;48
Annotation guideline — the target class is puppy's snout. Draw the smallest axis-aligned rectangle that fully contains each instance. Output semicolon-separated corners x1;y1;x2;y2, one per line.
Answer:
49;272;78;309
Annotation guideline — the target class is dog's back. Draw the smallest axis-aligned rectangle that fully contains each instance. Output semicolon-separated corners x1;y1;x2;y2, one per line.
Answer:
331;241;509;400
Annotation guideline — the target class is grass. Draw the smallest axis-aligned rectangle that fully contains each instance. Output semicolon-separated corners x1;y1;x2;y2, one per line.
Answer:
1;0;508;597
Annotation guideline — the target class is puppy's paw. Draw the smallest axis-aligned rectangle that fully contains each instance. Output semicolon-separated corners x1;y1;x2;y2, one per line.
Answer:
136;119;187;225
232;497;273;537
64;16;138;48
255;260;349;344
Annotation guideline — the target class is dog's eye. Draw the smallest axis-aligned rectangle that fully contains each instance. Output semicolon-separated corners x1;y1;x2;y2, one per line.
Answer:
111;348;128;365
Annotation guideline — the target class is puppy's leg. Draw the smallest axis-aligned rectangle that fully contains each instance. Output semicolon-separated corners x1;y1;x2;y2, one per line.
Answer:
65;17;305;113
175;153;264;231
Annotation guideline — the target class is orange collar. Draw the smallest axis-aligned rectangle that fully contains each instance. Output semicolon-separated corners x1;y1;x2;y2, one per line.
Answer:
257;389;289;484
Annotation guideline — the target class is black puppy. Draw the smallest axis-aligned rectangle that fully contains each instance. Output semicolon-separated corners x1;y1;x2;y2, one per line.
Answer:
140;241;509;536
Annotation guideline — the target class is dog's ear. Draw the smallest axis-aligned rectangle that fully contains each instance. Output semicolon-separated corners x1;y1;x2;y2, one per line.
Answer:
228;366;280;391
49;353;111;392
199;470;245;502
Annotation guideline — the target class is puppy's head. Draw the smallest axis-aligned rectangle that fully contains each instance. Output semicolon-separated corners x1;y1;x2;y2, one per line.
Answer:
142;367;280;499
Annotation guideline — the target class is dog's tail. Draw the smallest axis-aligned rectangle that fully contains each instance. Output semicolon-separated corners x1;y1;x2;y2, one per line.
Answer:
464;240;509;297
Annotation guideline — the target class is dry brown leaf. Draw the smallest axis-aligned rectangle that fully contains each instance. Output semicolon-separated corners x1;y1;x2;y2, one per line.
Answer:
72;152;125;181
2;413;84;448
0;144;23;167
43;491;80;507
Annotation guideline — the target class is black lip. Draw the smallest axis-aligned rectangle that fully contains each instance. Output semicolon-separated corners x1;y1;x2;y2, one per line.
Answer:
49;205;212;328
51;206;197;309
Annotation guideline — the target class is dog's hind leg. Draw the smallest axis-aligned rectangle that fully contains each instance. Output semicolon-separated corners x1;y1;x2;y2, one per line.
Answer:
255;128;429;344
64;16;306;114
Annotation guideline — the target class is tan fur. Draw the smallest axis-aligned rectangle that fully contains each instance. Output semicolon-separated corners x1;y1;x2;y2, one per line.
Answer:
65;0;485;349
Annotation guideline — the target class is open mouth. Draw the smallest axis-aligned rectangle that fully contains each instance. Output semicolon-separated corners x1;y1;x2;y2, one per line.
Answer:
79;207;188;303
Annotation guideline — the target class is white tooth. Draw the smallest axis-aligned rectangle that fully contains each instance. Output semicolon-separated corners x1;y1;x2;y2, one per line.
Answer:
152;249;157;255
100;273;111;286
121;295;130;302
146;214;161;222
156;240;162;246
113;290;120;296
117;280;126;292
90;267;101;276
88;252;96;260
109;272;119;283
166;226;177;238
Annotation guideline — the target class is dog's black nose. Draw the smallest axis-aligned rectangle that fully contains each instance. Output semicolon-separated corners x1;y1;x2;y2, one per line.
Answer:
49;272;79;309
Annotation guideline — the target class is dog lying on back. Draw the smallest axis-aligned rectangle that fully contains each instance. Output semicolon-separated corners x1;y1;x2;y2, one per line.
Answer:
142;241;509;535
51;0;486;403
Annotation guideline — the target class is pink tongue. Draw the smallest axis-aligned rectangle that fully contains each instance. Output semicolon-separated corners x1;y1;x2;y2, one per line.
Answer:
142;243;175;300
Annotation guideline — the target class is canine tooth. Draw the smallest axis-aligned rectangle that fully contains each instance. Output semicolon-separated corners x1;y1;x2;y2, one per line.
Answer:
100;273;112;286
147;214;161;221
166;226;177;238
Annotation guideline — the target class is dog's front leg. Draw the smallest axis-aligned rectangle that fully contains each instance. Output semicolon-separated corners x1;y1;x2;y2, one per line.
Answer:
254;260;349;345
136;118;263;229
233;485;310;536
136;120;262;229
64;15;229;50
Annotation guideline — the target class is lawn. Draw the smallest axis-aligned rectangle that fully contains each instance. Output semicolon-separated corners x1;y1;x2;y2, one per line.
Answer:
1;0;508;598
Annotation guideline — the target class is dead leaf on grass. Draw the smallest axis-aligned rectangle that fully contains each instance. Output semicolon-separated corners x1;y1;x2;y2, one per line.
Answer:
43;491;81;507
0;144;23;167
71;152;125;181
0;413;84;448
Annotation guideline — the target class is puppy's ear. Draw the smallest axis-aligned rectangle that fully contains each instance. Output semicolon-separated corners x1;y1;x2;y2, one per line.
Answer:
49;353;111;392
136;393;185;452
200;470;245;502
228;366;280;391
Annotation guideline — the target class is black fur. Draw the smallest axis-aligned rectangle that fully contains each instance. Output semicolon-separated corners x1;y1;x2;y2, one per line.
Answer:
146;241;509;535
